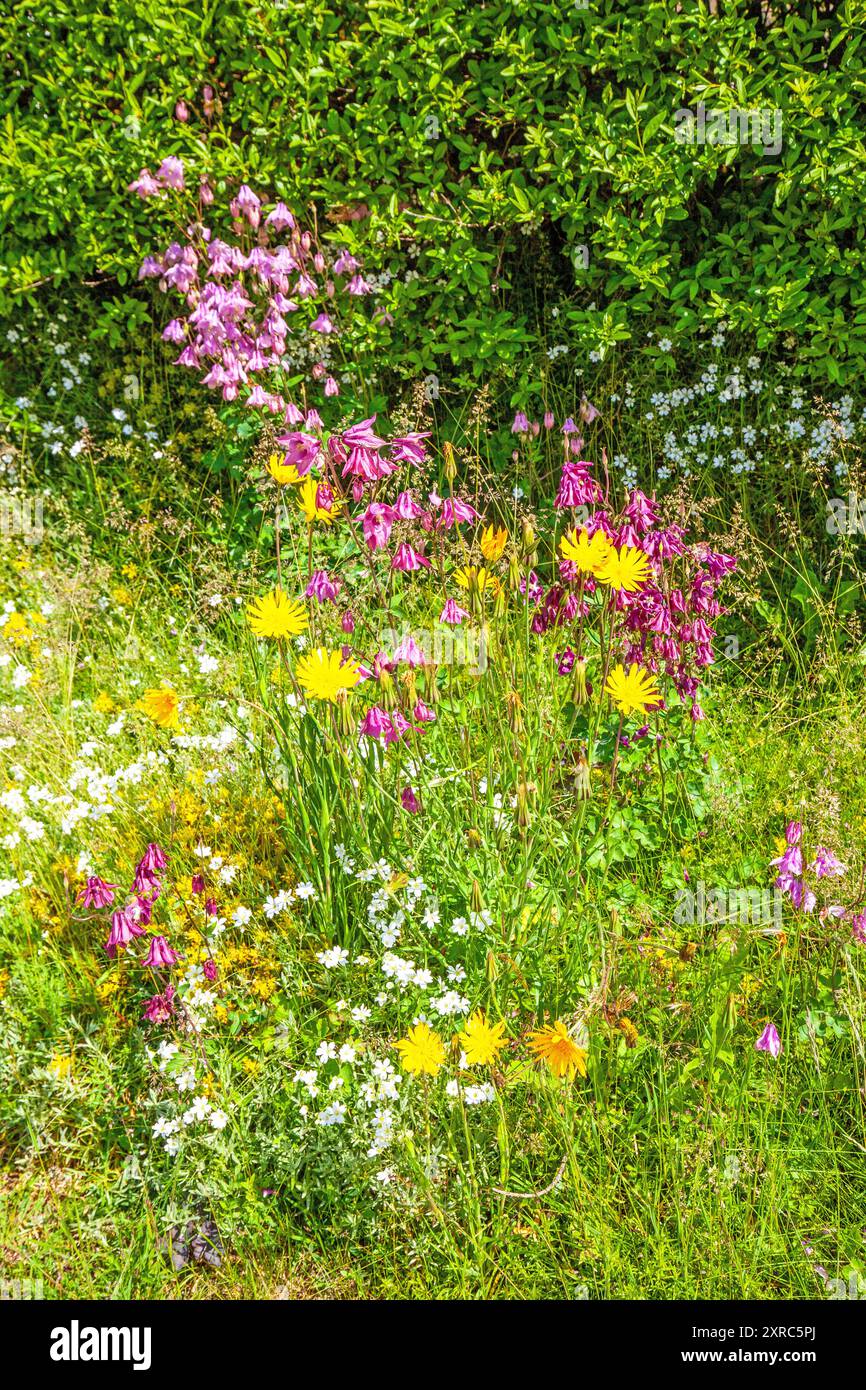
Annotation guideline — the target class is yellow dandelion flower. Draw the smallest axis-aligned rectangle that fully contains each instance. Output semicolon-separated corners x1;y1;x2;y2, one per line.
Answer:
266;452;302;486
395;1021;445;1077
603;662;661;716
528;1020;588;1080
298;477;341;526
2;611;32;644
480;524;508;563
295;647;362;702
596;543;651;593
559;526;612;576
140;685;180;729
247;587;309;641
458;1010;507;1066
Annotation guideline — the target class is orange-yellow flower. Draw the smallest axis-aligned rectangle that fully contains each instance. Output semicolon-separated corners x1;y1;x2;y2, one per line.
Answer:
480;524;508;564
559;527;612;576
140;685;180;729
298;477;341;525
603;662;661;716
458;1010;507;1066
267;452;302;486
247;588;308;641
528;1020;588;1080
395;1021;445;1076
295;647;361;702
596;543;651;593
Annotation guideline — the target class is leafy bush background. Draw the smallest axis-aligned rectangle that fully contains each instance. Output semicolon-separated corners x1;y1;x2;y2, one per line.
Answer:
3;0;865;391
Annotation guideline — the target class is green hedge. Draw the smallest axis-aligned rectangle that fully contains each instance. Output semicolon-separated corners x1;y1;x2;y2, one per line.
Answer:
3;0;865;388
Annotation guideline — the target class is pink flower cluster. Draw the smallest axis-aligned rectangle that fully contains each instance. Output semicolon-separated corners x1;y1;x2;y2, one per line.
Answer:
771;821;862;940
77;843;183;1020
130;157;373;411
530;454;736;718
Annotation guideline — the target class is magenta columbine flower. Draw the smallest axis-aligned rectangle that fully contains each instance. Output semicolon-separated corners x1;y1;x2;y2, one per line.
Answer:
439;598;469;625
77;876;117;909
143;985;176;1023
191;874;206;895
140;842;168;872
105;907;146;957
401;786;420;814
391;543;430;573
852;914;866;945
785;821;803;845
203;959;218;982
143;936;180;969
810;847;846;879
755;1023;782;1059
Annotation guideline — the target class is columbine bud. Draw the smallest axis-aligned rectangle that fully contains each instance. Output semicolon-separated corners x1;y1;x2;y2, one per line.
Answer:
378;667;397;711
335;688;355;738
341;610;355;634
571;658;588;706
443;441;457;483
466;827;482;848
575;747;592;801
521;518;537;565
507;553;521;591
493;585;507;621
470;878;484;915
424;664;440;704
506;689;524;735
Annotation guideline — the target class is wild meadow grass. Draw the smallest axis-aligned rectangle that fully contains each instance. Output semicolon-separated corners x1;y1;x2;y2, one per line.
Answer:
0;156;865;1303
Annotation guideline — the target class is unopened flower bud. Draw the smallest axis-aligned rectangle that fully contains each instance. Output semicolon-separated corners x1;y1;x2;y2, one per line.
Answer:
443;440;457;483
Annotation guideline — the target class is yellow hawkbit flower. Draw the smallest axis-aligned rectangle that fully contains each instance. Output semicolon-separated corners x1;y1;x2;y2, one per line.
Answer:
528;1020;588;1080
298;477;341;525
480;524;508;563
395;1021;445;1077
295;647;362;702
247;588;309;641
559;526;612;575
140;685;180;729
2;611;32;644
48;1054;74;1079
92;690;115;714
603;662;661;717
596;543;651;593
266;452;302;485
458;1010;507;1066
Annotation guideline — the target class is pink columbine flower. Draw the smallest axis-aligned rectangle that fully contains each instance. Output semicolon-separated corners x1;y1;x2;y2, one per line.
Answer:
359;706;393;740
306;570;341;603
341;610;356;635
512;411;530;434
401;786;420;814
439;598;469;625
191;874;206;895
128;168;162;198
810;847;846;878
362;502;395;551
143;936;180;969
755;1023;781;1059
105;907;146;957
203;959;218;982
310;312;334;334
266;201;295;232
391;543;430;572
157;156;185;190
143;985;176;1023
543;411;555;429
140;842;168;872
77;876;117;909
852;914;866;945
785;821;803;845
392;635;428;666
438;497;478;529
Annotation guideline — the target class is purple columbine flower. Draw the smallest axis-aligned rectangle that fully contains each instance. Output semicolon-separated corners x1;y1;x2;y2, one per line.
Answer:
810;846;846;879
401;786;420;814
77;876;117;909
755;1022;782;1059
143;936;180;969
